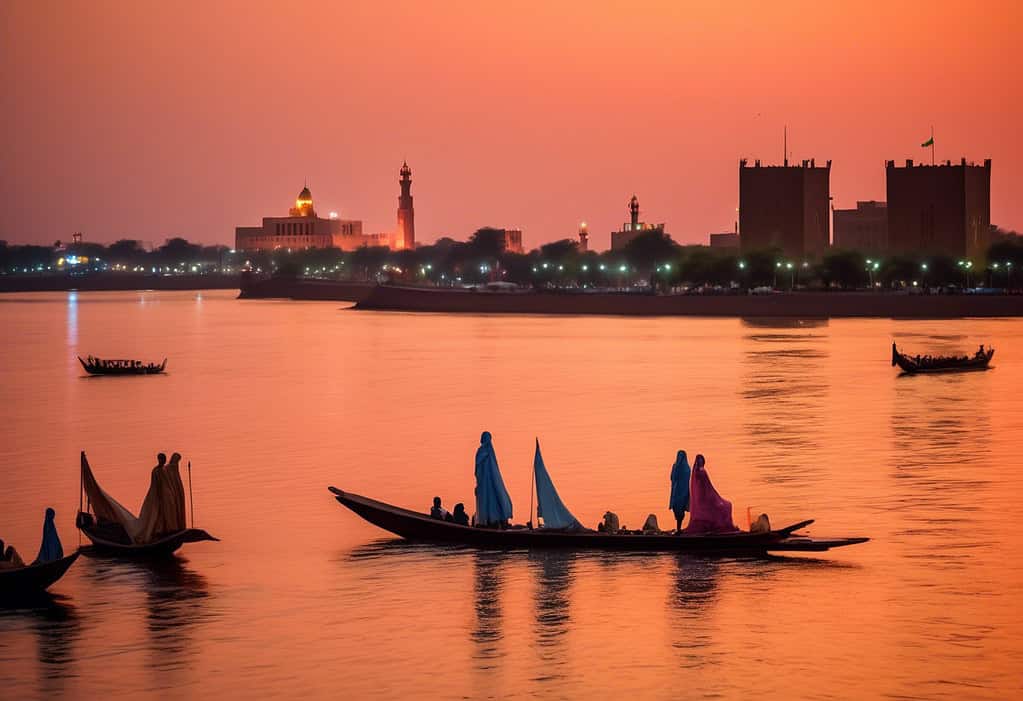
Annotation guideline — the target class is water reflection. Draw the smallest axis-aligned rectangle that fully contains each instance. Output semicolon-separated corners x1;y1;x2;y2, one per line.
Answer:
0;594;81;696
66;290;78;348
888;369;995;563
141;557;213;665
740;321;830;489
472;550;510;664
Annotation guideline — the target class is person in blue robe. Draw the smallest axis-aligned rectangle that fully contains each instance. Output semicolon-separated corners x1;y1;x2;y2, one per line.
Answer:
34;507;64;564
669;450;691;532
474;431;513;528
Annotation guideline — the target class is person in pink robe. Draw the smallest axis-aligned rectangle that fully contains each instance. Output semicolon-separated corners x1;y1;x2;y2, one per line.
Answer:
683;454;739;534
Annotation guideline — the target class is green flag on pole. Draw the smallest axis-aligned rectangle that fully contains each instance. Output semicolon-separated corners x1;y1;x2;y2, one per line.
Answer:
921;137;934;148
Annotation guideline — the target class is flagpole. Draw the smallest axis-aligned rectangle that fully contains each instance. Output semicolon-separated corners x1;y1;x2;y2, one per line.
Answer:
931;125;935;166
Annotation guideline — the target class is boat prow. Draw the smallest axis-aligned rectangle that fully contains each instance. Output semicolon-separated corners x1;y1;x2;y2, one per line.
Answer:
327;487;868;554
0;551;81;600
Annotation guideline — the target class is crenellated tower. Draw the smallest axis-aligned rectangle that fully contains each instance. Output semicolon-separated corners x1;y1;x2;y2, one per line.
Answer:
396;161;415;250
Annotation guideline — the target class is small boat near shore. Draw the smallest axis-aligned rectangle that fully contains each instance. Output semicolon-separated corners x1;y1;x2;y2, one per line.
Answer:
79;356;167;375
892;342;994;374
0;552;80;599
328;488;868;554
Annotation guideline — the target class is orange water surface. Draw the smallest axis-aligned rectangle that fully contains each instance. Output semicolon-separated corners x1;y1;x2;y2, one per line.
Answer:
1;290;1021;699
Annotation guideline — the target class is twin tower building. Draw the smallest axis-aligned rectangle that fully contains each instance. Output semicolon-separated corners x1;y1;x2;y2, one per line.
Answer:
235;162;415;252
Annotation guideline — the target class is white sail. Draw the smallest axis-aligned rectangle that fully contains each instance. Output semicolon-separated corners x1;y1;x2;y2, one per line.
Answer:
533;439;582;531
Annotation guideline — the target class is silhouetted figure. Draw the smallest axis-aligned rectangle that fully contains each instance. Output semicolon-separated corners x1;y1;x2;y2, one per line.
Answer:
474;431;513;528
669;450;691;532
430;496;450;520
684;455;739;534
137;453;169;543
165;452;187;531
452;503;469;526
34;507;63;564
0;539;25;568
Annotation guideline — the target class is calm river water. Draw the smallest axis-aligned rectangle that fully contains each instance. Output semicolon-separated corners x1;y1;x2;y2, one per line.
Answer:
1;290;1021;700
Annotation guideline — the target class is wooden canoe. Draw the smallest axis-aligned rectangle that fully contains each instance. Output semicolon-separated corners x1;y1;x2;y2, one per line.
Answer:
892;343;993;374
0;551;80;599
78;356;167;375
328;487;868;554
78;522;218;558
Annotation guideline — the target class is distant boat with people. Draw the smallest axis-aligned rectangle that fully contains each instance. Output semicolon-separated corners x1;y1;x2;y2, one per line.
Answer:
78;356;167;375
891;342;994;374
327;434;869;555
327;487;866;553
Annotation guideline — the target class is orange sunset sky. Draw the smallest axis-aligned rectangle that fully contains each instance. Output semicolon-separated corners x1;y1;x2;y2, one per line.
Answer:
2;1;1021;250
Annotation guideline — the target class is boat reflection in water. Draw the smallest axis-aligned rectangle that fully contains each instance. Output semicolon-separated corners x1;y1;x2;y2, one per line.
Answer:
0;594;81;698
77;552;214;688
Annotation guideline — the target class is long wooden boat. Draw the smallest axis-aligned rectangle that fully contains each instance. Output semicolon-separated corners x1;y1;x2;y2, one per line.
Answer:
892;343;993;374
328;487;868;553
77;518;218;558
78;356;167;375
0;551;80;599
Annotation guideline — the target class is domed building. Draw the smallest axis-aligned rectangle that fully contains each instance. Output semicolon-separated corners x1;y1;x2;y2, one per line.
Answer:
235;183;389;252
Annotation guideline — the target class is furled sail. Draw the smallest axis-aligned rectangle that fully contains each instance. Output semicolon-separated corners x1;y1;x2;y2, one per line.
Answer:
80;451;143;541
533;439;583;531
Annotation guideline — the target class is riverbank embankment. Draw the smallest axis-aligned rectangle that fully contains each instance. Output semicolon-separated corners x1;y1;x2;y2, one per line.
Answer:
354;284;1023;318
0;273;241;293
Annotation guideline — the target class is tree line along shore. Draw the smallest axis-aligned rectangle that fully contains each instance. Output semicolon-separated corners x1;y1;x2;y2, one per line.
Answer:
4;228;1023;295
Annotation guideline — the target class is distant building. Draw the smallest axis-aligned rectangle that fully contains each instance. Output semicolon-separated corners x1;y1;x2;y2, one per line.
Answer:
709;232;739;249
496;229;524;254
578;223;589;253
833;201;888;251
611;195;665;251
235;185;387;252
739;158;831;260
395;161;415;250
885;158;991;259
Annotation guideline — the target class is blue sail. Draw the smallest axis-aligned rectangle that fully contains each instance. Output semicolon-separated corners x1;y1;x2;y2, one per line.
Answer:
533;439;582;531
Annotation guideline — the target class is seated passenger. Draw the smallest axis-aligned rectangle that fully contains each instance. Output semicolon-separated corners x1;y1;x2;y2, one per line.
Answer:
642;514;661;533
0;541;25;569
452;503;470;526
33;507;64;565
430;496;450;521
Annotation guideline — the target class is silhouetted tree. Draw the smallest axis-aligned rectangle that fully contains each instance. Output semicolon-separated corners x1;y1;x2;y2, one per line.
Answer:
622;230;679;273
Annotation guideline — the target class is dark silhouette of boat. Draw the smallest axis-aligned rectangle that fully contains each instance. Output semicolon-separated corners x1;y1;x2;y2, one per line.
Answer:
328;487;868;554
891;342;994;374
0;552;80;599
75;513;218;558
78;356;167;375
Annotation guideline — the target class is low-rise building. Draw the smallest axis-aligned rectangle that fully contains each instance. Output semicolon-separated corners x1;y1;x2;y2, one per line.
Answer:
833;200;888;252
709;232;739;249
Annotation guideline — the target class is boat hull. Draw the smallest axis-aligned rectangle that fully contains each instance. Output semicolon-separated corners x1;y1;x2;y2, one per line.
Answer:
78;356;167;375
79;525;218;558
892;346;993;374
328;488;868;554
0;552;80;599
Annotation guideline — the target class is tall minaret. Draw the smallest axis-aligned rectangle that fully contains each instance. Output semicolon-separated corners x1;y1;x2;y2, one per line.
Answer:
578;222;589;252
396;161;415;250
629;195;640;230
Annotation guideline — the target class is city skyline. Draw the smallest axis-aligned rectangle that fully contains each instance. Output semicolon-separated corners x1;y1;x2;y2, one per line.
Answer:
2;1;1021;250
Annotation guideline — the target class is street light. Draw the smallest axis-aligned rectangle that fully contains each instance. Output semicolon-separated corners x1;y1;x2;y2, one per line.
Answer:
957;260;973;288
774;261;782;288
786;261;794;289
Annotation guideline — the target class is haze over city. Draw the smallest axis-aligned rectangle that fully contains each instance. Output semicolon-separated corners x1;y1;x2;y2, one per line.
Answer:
3;1;1021;250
